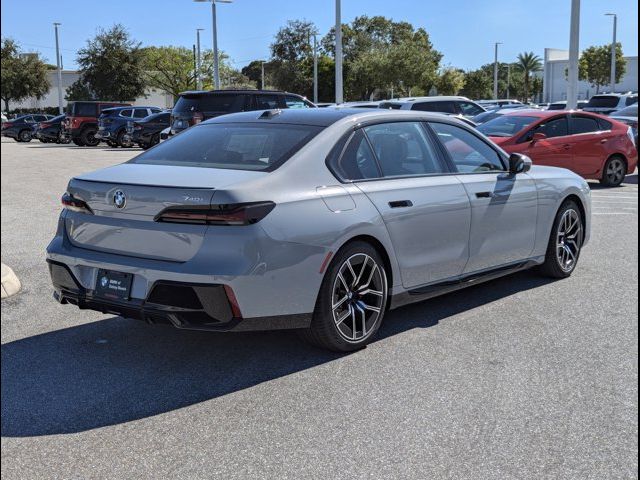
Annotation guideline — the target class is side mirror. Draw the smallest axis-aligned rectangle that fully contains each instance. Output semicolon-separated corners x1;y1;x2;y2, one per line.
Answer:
509;153;532;174
531;132;547;143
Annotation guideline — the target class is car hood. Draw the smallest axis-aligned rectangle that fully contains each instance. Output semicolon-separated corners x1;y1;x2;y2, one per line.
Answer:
74;163;268;189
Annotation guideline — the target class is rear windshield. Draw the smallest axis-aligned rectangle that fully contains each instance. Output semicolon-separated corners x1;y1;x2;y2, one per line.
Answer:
477;115;538;137
50;114;65;122
67;102;98;116
586;96;619;108
143;112;171;122
129;123;322;171
173;94;245;113
547;103;566;110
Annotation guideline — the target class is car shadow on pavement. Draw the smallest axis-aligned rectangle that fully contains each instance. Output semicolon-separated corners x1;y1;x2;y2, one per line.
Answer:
1;271;553;437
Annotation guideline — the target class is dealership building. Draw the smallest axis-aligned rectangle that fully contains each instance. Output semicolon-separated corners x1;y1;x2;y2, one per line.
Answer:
542;48;638;103
10;70;174;111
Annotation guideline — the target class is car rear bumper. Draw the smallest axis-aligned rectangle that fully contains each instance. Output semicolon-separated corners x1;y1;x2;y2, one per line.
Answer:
1;129;18;138
48;260;311;332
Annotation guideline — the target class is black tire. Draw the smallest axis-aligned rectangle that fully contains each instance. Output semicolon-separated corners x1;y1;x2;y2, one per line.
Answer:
600;156;627;187
106;140;118;148
18;129;32;142
140;142;151;150
116;130;131;148
538;200;584;279
13;137;21;142
72;138;85;146
80;127;99;147
149;133;160;147
300;241;389;352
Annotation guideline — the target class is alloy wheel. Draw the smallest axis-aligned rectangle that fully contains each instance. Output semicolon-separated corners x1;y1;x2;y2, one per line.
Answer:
606;158;626;185
556;209;583;273
331;253;386;342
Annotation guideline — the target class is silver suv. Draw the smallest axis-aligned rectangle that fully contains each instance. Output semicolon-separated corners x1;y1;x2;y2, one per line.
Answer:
583;93;638;115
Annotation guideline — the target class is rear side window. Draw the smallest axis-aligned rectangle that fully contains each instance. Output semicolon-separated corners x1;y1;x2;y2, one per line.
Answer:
378;102;403;110
598;119;613;130
119;109;133;117
571;116;600;134
625;95;638;106
133;109;148;118
411;101;456;113
130;123;322;171
333;130;380;180
430;122;505;173
364;122;446;177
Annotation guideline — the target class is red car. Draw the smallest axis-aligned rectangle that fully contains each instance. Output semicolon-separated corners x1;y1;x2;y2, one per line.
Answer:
477;109;638;187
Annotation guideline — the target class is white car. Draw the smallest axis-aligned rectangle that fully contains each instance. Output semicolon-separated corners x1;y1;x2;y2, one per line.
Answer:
378;96;485;118
583;93;638;115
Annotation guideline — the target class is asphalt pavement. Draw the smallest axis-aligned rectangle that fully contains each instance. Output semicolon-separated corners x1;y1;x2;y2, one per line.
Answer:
1;138;637;480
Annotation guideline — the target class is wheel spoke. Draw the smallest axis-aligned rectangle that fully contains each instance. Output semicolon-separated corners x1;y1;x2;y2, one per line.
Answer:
358;288;383;297
332;295;349;310
345;261;357;286
354;257;369;288
337;272;349;291
335;306;352;326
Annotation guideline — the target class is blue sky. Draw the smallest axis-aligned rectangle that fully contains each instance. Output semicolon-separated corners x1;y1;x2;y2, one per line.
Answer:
1;0;637;71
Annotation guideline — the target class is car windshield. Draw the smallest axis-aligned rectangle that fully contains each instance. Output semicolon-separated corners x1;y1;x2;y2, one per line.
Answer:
129;123;323;171
378;102;403;110
472;111;501;123
477;115;538;137
586;96;619;108
173;94;242;113
613;105;638;117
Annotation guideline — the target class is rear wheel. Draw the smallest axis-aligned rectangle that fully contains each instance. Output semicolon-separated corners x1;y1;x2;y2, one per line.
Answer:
80;127;99;147
72;138;85;146
538;200;584;278
18;129;32;142
300;241;388;352
116;130;131;148
600;156;627;187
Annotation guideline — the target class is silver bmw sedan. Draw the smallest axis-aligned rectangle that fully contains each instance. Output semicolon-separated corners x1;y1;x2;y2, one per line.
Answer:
47;108;591;351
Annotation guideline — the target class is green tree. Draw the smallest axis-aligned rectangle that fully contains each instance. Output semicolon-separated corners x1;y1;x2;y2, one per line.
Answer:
436;67;466;95
578;43;626;93
460;68;492;100
1;38;51;112
516;52;542;101
65;78;95;101
141;46;200;100
74;24;146;101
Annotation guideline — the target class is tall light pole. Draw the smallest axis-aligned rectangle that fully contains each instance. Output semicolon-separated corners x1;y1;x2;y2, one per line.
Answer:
312;33;318;104
506;64;510;98
194;0;232;90
335;0;343;104
53;23;63;114
605;13;617;92
196;28;204;90
260;60;266;89
493;42;502;100
567;0;581;109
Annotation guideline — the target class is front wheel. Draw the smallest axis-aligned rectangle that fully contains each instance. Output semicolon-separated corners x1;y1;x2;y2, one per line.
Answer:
80;127;100;147
538;200;584;278
300;241;388;352
600;156;627;187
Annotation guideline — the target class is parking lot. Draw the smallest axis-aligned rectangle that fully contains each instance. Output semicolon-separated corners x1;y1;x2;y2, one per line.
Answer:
0;137;637;479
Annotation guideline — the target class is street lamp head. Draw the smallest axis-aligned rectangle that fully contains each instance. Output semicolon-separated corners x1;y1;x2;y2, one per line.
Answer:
53;22;61;26
194;0;233;2
604;12;616;16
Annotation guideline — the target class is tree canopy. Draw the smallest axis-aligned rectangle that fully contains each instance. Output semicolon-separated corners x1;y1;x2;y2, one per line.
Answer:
1;38;51;112
578;43;626;93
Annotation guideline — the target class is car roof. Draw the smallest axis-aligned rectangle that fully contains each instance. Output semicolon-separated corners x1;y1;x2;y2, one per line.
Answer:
178;89;288;96
386;96;471;104
202;107;475;128
502;109;598;118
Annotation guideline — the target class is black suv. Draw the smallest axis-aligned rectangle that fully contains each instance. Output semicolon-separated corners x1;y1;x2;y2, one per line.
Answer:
170;89;315;135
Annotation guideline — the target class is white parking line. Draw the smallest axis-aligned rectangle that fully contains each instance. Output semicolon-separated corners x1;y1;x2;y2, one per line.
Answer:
593;212;635;215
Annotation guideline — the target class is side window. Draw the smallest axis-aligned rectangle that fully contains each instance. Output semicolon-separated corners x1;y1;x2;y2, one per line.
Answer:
411;101;456;114
256;95;280;110
333;130;380;181
364;122;447;177
598;119;613;131
133;109;148;118
458;102;484;117
284;95;309;109
626;96;638;106
571;116;600;135
77;103;98;116
536;117;568;138
159;113;171;123
24;116;35;123
429;122;505;173
119;109;133;118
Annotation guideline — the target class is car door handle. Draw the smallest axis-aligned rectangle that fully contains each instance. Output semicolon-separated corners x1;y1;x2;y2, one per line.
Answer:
600;139;608;144
388;200;413;208
562;143;572;150
475;191;496;199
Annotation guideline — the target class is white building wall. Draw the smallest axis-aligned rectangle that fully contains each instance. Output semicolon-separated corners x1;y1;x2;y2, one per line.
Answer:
543;49;638;102
11;70;174;110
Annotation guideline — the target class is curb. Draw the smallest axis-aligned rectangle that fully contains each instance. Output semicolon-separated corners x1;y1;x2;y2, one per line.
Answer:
1;263;21;299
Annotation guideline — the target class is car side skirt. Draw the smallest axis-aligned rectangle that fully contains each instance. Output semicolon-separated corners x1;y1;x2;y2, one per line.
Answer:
389;258;544;310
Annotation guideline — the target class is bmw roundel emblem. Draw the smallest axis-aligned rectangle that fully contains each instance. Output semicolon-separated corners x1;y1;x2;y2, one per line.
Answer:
113;190;126;209
100;276;109;288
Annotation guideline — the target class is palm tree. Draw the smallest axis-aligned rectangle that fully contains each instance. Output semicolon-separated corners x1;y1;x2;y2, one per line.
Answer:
516;52;543;102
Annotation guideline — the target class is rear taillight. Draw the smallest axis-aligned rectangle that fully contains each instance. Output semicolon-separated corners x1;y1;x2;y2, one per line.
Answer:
191;111;204;125
2;122;13;129
40;123;51;129
61;193;93;214
155;202;275;226
133;122;142;131
626;126;636;146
